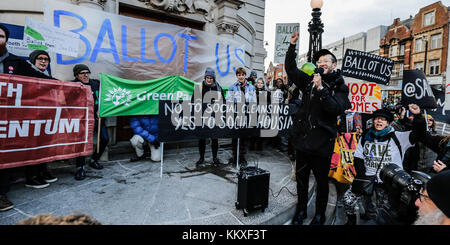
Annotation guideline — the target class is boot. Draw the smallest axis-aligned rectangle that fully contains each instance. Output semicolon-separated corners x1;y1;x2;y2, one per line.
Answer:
345;214;356;225
75;166;86;181
150;144;161;162
212;157;222;165
310;214;326;225
292;210;307;225
195;158;205;166
89;159;103;170
130;154;146;162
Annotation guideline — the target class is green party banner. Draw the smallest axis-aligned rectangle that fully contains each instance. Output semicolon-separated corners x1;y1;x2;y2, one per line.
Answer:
99;74;199;117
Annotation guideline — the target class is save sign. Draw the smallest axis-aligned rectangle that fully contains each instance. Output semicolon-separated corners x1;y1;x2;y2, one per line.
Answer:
347;81;381;114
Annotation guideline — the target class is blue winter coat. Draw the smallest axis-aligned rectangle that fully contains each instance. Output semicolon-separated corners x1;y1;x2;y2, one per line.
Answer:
130;116;158;143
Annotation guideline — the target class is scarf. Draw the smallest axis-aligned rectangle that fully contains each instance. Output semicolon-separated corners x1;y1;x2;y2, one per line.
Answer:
365;126;393;142
27;60;50;77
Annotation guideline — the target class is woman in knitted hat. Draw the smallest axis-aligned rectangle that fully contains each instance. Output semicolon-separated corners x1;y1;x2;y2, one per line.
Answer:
22;50;58;189
27;50;53;77
249;77;270;152
343;104;426;225
194;67;225;166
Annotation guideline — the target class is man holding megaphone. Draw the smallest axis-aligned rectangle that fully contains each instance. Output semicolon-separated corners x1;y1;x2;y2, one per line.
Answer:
285;32;351;225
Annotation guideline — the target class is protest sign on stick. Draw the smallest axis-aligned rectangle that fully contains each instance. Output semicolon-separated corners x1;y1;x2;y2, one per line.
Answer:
401;69;437;109
342;49;394;85
347;81;381;114
274;23;299;64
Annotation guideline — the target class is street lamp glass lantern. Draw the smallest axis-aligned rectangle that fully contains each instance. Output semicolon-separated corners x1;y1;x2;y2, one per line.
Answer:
310;0;323;9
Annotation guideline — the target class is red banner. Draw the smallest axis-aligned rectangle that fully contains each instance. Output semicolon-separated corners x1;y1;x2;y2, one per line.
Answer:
0;74;94;169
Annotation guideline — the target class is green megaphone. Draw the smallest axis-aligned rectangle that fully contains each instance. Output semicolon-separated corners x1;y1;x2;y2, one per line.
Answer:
301;62;316;76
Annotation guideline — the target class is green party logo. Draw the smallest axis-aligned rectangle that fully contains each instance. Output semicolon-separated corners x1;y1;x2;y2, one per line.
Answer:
104;87;132;106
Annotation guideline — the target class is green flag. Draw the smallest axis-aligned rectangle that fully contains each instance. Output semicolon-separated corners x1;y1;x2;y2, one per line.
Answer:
99;74;199;117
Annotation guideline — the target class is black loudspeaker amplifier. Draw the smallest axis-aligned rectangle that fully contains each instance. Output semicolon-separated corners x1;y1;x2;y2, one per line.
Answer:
235;166;270;216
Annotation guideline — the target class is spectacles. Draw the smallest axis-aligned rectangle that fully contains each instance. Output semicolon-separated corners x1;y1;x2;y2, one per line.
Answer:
374;117;388;122
317;59;332;65
418;192;430;203
36;57;50;62
78;71;91;75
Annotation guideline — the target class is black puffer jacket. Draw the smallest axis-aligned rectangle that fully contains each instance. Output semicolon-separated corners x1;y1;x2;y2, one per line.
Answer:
72;78;100;120
285;44;351;156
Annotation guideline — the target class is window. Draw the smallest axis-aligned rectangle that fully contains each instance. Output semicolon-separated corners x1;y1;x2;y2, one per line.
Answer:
429;59;440;75
415;38;424;52
430;34;442;49
390;45;398;57
399;63;404;76
415;61;424;71
424;11;435;27
400;44;405;55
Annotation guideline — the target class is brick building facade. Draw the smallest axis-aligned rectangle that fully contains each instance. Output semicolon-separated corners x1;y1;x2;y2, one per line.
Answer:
410;1;449;87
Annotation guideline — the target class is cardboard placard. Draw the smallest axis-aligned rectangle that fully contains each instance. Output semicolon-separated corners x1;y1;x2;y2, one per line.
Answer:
342;49;394;85
401;69;437;109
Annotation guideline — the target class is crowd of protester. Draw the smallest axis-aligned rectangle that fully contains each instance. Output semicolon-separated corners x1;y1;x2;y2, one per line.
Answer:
1;23;450;226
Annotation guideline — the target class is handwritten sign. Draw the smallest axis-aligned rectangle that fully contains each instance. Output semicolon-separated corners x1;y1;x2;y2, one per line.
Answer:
24;17;80;57
430;87;449;123
274;23;299;64
43;0;246;85
347;81;381;114
158;101;295;142
342;49;394;85
401;69;437;109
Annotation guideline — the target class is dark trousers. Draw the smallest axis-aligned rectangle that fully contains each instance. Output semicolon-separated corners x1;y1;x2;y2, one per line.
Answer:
25;163;49;180
76;120;109;168
295;150;331;215
198;139;218;159
0;169;10;195
249;136;263;150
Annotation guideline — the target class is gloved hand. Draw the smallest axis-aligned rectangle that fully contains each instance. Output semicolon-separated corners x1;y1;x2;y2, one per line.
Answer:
152;139;160;148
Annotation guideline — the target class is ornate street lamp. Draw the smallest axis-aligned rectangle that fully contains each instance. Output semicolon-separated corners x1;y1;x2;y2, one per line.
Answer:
420;34;429;75
307;0;324;63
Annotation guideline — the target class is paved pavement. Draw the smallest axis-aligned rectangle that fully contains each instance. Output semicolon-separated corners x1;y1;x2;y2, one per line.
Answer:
0;139;339;225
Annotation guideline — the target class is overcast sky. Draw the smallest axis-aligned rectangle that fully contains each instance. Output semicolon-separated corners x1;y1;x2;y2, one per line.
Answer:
263;0;450;68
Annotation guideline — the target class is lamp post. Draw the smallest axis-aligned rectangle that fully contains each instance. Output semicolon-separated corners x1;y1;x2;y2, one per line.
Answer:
421;35;429;75
307;0;324;63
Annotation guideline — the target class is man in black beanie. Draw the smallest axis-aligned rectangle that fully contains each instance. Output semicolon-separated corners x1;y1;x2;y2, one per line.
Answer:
1;24;53;213
72;64;109;180
414;170;450;225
